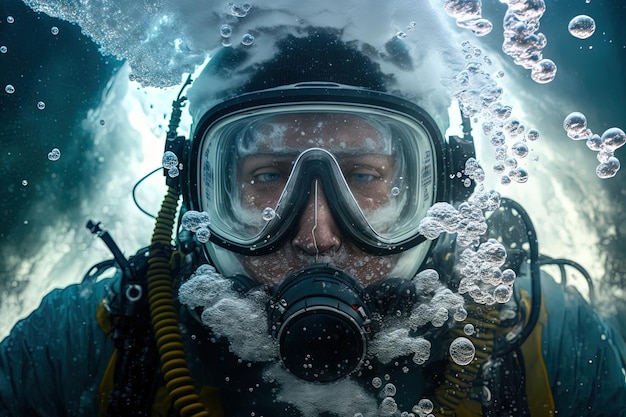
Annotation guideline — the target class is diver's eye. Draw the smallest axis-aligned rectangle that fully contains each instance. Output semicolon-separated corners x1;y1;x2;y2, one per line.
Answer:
350;172;378;183
255;171;283;183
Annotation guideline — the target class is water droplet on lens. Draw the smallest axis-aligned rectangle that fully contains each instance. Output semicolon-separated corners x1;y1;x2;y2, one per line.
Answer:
262;207;276;221
568;15;596;39
449;337;475;365
526;128;540;141
37;101;46;110
511;141;529;158
5;84;15;94
563;112;588;137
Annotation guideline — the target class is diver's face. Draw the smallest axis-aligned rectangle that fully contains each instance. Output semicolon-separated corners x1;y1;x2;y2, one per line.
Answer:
237;114;399;286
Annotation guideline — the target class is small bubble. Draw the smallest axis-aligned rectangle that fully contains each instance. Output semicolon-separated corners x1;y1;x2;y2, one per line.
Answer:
396;31;407;39
511;141;529;158
262;207;276;221
372;377;383;389
168;166;180;178
501;269;516;285
51;26;59;35
5;84;15;94
37;101;46;110
495;70;505;78
414;399;434;415
500;175;512;185
382;383;397;397
463;323;475;335
494;284;512;303
568;15;596;39
0;46;7;53
390;186;400;196
601;127;626;151
162;151;179;169
596;157;620;179
47;147;61;161
99;119;105;126
449;337;475;365
196;226;211;243
21;179;28;186
241;33;254;46
531;59;557;84
7;16;15;23
525;128;540;141
220;24;233;38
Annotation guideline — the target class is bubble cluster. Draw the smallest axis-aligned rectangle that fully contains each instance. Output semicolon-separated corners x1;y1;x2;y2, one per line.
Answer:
563;112;625;178
181;210;212;243
568;15;596;39
369;328;432;365
178;265;277;362
447;43;539;182
418;173;500;247
500;0;556;83
226;2;252;18
449;336;476;365
443;0;493;37
161;150;180;178
47;147;61;161
457;238;517;305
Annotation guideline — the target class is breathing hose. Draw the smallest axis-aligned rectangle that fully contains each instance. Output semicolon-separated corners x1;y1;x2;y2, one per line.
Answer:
146;185;211;417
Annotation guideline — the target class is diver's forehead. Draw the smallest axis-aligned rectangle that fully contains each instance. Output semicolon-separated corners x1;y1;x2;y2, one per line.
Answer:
248;112;389;153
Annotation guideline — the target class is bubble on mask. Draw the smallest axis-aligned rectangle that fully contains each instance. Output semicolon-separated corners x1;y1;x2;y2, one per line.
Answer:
5;84;15;94
568;15;596;39
449;336;475;365
262;207;277;221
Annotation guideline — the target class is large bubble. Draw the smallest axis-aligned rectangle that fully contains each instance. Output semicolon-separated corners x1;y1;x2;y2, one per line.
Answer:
568;15;596;39
449;337;476;365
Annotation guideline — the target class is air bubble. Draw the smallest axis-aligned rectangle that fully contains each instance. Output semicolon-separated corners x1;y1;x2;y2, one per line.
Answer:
372;377;383;389
5;84;15;94
21;179;28;186
531;59;557;84
563;112;589;140
601;127;626;151
241;33;254;46
262;207;276;221
390;186;400;196
51;26;59;35
568;15;596;39
196;227;211;243
449;337;475;365
47;147;61;161
0;46;7;53
7;16;15;23
380;397;398;415
464;323;475;335
37;101;46;110
596;157;620;179
220;24;233;38
396;31;407;39
382;383;397;397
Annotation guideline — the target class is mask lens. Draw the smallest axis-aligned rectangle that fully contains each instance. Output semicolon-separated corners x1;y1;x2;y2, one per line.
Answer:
197;102;437;253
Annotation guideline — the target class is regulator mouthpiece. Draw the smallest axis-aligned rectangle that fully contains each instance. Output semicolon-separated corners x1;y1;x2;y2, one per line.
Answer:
268;265;374;382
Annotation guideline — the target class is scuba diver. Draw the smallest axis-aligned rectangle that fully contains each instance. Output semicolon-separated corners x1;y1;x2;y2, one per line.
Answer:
1;27;625;417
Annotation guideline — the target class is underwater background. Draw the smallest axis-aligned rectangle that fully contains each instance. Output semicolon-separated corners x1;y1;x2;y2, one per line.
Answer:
0;0;625;339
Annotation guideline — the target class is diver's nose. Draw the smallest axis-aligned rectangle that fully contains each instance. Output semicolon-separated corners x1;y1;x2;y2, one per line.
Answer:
292;182;342;255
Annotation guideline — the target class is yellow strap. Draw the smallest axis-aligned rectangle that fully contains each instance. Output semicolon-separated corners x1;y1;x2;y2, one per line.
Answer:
519;288;556;416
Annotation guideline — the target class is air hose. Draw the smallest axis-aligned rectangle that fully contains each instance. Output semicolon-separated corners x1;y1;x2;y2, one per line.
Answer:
146;185;211;417
432;305;501;416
